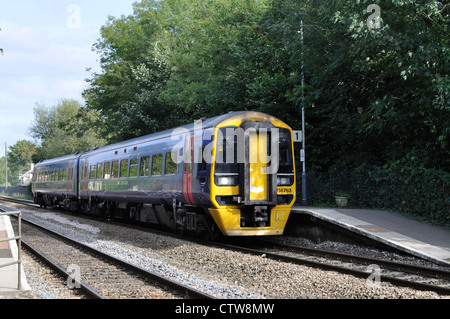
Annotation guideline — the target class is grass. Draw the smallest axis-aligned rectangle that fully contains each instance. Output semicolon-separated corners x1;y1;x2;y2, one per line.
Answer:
0;192;33;201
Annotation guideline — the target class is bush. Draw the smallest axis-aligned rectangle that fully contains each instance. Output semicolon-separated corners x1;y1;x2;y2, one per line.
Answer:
301;167;450;228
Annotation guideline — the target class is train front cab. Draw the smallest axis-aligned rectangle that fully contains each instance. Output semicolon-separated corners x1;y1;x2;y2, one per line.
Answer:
209;113;296;236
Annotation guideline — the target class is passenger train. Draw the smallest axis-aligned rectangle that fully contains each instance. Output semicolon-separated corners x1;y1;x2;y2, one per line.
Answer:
32;111;296;237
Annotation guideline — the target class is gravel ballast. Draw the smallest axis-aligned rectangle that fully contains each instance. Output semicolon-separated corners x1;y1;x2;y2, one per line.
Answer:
6;207;450;299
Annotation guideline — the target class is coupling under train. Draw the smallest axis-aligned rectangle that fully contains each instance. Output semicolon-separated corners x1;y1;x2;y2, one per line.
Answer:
32;111;296;237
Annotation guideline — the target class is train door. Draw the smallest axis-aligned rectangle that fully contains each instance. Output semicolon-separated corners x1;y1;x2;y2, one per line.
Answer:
183;134;196;205
67;161;73;195
242;122;278;206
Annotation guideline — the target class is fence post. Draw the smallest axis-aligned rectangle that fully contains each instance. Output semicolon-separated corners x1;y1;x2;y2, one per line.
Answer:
17;211;22;290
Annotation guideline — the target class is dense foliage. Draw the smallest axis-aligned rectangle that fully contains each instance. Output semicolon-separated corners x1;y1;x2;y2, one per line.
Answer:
81;0;449;224
29;99;106;162
0;140;36;187
84;0;449;170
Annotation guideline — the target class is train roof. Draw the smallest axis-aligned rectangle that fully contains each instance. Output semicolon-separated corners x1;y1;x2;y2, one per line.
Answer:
34;153;82;168
35;111;288;164
79;111;286;157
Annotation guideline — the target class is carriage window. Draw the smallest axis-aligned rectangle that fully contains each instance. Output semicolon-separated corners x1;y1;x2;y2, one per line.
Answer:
165;151;178;175
96;163;103;180
140;156;150;177
129;158;139;177
89;165;96;180
112;161;119;179
152;154;163;176
104;162;111;179
120;159;129;178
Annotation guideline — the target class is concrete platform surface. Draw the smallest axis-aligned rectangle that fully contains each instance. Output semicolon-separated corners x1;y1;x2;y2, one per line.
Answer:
0;213;31;296
291;207;450;267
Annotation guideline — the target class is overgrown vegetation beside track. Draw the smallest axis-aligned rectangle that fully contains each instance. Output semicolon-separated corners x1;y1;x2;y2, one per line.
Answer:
306;167;450;228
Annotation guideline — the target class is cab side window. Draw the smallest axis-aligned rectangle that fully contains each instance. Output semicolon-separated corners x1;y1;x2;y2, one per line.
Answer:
89;165;96;180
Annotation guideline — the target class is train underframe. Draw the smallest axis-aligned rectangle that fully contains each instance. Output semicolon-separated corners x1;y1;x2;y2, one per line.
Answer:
34;192;219;238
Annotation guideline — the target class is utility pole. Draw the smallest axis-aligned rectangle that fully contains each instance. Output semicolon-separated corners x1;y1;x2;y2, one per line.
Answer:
300;20;307;206
5;143;7;191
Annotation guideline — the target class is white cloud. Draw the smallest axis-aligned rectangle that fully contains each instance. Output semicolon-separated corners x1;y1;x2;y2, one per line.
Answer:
0;0;135;157
0;20;50;51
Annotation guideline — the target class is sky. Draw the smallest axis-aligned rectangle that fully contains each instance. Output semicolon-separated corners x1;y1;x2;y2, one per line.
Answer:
0;0;136;157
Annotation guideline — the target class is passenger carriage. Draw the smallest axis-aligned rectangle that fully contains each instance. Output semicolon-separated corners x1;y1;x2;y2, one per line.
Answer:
33;111;296;237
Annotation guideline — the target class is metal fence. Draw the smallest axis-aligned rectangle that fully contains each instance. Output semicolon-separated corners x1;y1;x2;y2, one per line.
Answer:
0;186;29;196
0;211;22;290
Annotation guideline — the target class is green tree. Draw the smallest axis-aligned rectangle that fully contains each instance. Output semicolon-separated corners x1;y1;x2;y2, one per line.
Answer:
254;0;449;171
29;99;106;162
0;156;8;187
84;0;175;142
158;0;271;118
7;140;36;186
84;0;273;142
84;0;449;172
306;0;449;171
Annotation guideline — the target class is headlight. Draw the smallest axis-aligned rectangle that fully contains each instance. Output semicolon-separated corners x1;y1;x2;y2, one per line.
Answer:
277;175;293;186
216;176;238;186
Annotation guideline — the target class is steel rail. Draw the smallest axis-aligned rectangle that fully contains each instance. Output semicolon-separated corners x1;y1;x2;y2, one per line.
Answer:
12;213;215;299
21;239;105;299
261;239;450;280
3;195;450;296
214;241;450;296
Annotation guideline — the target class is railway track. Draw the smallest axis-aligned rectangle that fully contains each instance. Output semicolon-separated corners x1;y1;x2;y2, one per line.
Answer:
215;238;450;296
2;195;450;297
4;207;214;299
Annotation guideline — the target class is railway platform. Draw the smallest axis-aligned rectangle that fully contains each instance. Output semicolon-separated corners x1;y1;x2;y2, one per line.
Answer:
0;212;30;297
290;207;450;267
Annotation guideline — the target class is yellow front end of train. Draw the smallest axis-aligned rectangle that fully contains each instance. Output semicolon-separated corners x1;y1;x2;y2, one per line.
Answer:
209;112;296;236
